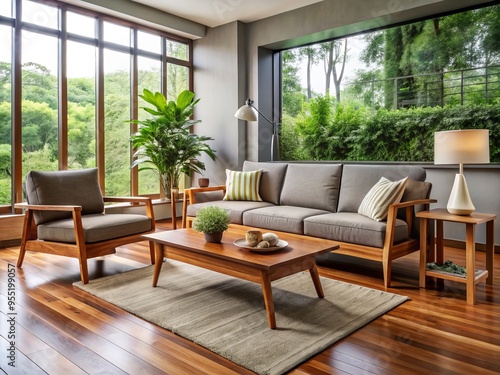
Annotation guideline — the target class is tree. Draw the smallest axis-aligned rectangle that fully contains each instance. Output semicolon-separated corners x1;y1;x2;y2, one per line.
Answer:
360;5;500;108
281;50;306;117
299;45;321;98
321;40;348;102
21;100;57;153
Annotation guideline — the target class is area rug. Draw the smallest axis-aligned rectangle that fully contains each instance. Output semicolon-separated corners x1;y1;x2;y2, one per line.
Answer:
74;261;408;375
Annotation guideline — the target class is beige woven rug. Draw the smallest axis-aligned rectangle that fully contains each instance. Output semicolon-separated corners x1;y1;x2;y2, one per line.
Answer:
74;260;408;375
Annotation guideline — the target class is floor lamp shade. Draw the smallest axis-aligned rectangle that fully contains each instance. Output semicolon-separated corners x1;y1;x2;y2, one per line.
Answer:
234;98;280;161
234;102;258;122
434;129;490;215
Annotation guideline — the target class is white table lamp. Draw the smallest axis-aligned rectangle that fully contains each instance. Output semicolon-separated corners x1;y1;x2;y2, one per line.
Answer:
434;129;490;215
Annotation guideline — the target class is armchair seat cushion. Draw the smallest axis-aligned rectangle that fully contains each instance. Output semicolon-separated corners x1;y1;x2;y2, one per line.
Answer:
304;212;408;248
37;214;152;243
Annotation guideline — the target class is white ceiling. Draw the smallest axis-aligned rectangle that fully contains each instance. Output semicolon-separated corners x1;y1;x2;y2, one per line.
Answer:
131;0;324;28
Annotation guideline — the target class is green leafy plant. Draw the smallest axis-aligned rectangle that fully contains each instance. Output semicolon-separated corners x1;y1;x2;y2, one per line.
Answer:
193;206;230;234
130;89;216;198
426;260;467;276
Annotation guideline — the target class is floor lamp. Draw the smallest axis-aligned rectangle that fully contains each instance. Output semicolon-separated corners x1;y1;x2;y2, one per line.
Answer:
434;129;490;215
234;99;279;161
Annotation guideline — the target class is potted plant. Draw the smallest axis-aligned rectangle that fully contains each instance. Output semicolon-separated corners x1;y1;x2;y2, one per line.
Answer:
192;206;230;243
198;173;210;188
130;89;216;200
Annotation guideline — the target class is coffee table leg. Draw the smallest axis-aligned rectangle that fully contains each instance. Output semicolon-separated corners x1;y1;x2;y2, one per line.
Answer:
260;271;276;329
309;264;325;298
152;242;164;287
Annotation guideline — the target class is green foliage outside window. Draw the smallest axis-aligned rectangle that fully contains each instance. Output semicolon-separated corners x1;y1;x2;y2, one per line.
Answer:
280;97;500;163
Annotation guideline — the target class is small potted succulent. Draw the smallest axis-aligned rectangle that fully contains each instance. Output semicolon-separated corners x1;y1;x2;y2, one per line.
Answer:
193;206;230;243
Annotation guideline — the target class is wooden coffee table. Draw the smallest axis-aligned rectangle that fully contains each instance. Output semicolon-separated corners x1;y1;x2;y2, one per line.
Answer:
143;225;339;329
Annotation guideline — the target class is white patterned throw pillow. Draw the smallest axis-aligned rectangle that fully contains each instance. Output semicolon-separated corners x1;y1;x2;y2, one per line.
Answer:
223;169;263;201
358;176;408;221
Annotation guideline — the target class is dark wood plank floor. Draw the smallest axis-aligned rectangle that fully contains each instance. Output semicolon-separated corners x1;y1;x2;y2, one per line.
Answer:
1;220;499;374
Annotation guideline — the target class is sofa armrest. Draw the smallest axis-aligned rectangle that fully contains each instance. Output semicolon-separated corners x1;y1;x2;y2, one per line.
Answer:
385;199;437;248
391;198;437;209
181;185;226;228
184;185;227;204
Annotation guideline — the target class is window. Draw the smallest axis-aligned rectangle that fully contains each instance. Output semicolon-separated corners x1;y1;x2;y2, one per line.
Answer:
22;31;59;175
137;56;161;195
104;49;131;196
0;0;193;212
22;0;58;29
67;11;95;38
0;0;11;17
67;40;96;170
0;24;11;208
280;3;500;163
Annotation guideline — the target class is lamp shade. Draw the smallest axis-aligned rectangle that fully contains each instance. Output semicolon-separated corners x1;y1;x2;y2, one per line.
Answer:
434;129;490;165
234;104;258;122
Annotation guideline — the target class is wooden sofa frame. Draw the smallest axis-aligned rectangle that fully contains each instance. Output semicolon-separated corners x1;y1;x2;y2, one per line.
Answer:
182;185;436;287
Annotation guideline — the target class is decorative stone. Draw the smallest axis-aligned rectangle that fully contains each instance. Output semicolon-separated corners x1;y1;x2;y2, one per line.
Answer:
246;230;263;247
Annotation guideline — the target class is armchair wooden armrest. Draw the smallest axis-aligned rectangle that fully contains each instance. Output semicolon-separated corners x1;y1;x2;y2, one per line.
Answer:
182;185;226;228
104;196;152;204
103;196;155;230
14;202;82;212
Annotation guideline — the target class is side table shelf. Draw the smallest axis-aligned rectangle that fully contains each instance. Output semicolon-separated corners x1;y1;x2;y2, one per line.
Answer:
425;269;488;284
416;208;496;305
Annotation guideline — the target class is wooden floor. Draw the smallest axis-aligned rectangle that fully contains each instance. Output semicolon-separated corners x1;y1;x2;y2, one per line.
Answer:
1;219;499;374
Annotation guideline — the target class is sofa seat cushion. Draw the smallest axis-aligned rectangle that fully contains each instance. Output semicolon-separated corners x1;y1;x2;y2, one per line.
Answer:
187;200;273;225
304;212;408;248
37;214;152;243
243;205;331;234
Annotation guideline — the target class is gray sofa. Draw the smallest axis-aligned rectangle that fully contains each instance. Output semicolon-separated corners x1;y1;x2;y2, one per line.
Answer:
183;161;435;287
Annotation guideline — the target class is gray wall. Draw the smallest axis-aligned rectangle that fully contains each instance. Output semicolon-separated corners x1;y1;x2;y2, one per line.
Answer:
193;21;248;186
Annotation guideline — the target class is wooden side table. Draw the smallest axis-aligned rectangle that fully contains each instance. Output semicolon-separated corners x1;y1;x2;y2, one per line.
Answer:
417;208;496;304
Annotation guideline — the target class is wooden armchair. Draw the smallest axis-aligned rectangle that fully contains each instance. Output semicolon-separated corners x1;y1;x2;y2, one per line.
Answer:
15;169;156;284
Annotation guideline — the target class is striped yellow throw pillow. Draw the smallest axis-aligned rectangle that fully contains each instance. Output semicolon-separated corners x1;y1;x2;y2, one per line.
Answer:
223;169;263;201
358;176;408;221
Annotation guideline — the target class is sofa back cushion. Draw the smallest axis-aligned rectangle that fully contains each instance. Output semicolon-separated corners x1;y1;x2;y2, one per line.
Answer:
280;163;342;211
25;168;105;225
223;169;263;201
337;164;427;213
242;161;288;204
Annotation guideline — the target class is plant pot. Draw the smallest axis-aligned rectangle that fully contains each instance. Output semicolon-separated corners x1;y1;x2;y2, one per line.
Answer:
204;231;223;243
198;177;209;188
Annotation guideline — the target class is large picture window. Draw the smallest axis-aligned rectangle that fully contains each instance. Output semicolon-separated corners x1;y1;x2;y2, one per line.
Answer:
0;0;193;212
280;3;500;163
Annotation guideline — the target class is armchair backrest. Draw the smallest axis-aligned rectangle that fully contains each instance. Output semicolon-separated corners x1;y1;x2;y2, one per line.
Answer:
25;168;105;225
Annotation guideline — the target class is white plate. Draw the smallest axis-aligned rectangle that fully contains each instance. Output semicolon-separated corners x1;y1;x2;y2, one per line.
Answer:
233;238;288;253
